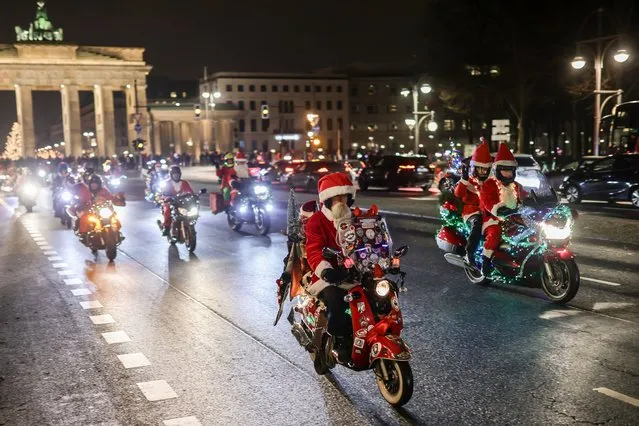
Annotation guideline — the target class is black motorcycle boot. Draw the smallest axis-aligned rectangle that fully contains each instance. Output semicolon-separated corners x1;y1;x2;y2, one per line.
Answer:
481;255;493;277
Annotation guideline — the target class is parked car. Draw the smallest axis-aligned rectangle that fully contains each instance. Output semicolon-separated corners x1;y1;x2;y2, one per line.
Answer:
544;156;603;190
358;155;434;191
345;159;366;181
288;161;348;192
247;162;270;179
560;154;639;207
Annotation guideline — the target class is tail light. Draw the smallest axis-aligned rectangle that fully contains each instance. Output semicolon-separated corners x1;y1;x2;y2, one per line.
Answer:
318;167;329;173
285;167;294;173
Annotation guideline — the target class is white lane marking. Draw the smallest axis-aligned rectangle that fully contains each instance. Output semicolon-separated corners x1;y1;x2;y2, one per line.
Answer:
32;237;45;241
164;416;202;426
40;246;54;251
47;256;63;261
137;380;178;401
35;241;49;246
117;353;151;369
79;300;103;309
89;314;115;325
51;262;69;269
71;288;92;296
43;250;57;256
58;270;74;276
582;277;622;287
64;278;84;286
539;310;581;320
593;387;639;407
408;197;438;201
102;331;131;344
592;302;634;311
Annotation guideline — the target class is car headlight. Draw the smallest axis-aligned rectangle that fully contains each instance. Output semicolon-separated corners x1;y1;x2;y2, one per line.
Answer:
541;218;572;240
61;191;72;202
37;169;46;178
99;207;113;219
375;280;391;297
254;185;269;196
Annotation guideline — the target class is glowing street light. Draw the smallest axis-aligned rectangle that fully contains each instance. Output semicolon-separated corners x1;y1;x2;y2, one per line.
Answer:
213;91;222;99
614;49;629;63
420;83;432;94
427;121;438;132
202;92;211;99
400;88;411;97
404;118;416;130
571;56;586;69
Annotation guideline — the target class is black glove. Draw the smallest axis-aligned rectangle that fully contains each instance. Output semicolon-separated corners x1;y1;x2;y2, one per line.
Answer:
461;164;469;181
321;267;349;285
497;206;517;216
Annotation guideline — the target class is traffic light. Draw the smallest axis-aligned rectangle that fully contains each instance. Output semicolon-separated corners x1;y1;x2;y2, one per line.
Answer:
133;138;146;152
261;104;269;119
194;104;201;118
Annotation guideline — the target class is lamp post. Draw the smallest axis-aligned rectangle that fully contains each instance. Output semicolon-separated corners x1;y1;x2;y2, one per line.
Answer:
82;131;94;153
570;8;629;155
306;113;320;158
401;82;436;153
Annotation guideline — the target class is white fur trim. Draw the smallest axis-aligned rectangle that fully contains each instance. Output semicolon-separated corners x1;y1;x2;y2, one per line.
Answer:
471;160;492;168
490;201;507;217
321;205;333;220
463;180;479;194
300;209;314;218
494;159;517;167
306;278;330;296
483;248;494;257
318;185;355;203
482;218;500;232
314;260;333;278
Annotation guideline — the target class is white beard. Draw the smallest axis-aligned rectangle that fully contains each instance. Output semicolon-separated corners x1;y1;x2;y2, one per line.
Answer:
499;182;518;209
331;202;352;229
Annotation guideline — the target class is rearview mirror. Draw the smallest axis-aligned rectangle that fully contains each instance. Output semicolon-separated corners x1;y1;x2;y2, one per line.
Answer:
199;188;207;195
393;245;409;258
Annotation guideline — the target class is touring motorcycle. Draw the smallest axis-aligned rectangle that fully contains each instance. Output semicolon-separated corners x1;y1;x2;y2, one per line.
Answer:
17;181;40;212
79;198;125;261
226;180;274;235
436;193;580;303
287;207;414;407
159;189;206;252
53;187;74;229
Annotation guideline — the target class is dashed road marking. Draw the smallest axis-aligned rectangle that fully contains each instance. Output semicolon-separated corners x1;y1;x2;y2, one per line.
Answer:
35;241;49;246
592;302;634;311
539;310;581;320
39;245;54;251
58;270;74;276
79;300;103;309
137;380;178;401
89;314;115;325
32;237;45;241
582;277;622;287
163;416;202;426
43;250;57;256
71;288;92;296
64;278;84;286
47;256;63;261
102;331;131;344
51;262;69;269
117;353;151;369
593;387;639;407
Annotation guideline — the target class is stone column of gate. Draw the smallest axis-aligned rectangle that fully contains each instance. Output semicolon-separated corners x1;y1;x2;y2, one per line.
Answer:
152;119;162;157
14;85;35;158
94;85;116;158
172;121;182;155
192;122;202;163
125;84;152;155
60;85;83;158
220;119;234;153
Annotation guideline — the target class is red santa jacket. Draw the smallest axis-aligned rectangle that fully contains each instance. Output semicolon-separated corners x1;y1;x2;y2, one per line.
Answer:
304;205;341;295
480;177;526;231
162;180;194;198
77;187;125;209
216;166;236;189
454;177;483;221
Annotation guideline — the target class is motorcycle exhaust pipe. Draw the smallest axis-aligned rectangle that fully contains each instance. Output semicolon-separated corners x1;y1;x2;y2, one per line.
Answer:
290;323;313;351
443;253;467;268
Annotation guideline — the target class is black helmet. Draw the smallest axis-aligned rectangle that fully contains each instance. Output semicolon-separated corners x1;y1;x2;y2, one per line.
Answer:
495;165;517;185
88;174;103;192
170;165;182;182
83;167;95;184
57;162;69;175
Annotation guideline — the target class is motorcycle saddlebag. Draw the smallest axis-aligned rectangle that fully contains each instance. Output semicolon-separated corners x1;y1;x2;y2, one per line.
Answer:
210;192;225;215
436;226;466;254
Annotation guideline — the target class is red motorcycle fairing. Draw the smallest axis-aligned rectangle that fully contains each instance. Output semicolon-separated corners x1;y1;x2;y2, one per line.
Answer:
436;226;466;253
545;247;575;261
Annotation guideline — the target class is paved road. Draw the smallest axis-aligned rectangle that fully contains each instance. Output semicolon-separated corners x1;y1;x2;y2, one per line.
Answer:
0;180;637;425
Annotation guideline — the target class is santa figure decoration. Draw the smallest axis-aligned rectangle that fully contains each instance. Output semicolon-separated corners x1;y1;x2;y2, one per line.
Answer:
479;143;526;276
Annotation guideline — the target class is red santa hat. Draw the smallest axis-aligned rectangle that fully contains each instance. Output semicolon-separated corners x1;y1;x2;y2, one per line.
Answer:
493;143;517;168
317;172;356;203
235;151;246;160
471;138;493;168
300;200;318;218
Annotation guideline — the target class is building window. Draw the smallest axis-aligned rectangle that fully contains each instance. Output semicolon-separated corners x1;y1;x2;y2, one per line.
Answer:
326;100;333;110
260;85;267;92
226;84;233;92
406;105;412;113
262;119;269;132
304;85;311;92
249;85;256;92
367;123;378;132
305;100;311;110
326;85;332;93
238;100;245;110
351;104;360;114
251;140;258;151
283;85;289;92
462;120;468;130
288;100;294;113
327;118;333;131
350;124;358;131
387;104;397;113
337;100;343;110
367;104;379;114
481;121;488;130
337;117;343;130
170;91;177;98
182;92;187;98
239;119;245;132
250;119;257;132
337;85;343;93
238;85;244;92
387;84;396;95
250;100;256;111
389;122;399;131
315;100;322;110
443;119;455;131
350;87;358;96
272;85;278;92
368;84;376;95
315;85;322;92
294;85;300;92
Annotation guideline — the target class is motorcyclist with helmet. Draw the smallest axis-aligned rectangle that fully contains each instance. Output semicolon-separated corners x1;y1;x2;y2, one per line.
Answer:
216;152;237;205
75;175;125;237
52;162;71;217
160;165;194;236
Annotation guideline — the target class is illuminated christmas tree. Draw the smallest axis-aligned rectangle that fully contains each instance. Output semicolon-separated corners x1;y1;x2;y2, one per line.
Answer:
3;122;22;161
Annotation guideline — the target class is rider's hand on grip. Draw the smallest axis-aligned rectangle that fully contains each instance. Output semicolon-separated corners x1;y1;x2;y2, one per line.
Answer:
461;164;469;181
321;267;349;285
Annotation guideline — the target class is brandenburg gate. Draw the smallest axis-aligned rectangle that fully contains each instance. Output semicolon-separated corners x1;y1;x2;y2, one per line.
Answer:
1;2;152;158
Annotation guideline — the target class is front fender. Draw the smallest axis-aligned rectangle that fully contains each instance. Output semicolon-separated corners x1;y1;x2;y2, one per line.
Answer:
545;247;575;261
368;334;411;365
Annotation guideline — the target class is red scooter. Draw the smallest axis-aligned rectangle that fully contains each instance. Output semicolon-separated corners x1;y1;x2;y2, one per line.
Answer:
287;211;413;407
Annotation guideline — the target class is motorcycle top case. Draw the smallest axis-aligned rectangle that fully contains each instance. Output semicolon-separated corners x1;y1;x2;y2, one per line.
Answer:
210;192;224;215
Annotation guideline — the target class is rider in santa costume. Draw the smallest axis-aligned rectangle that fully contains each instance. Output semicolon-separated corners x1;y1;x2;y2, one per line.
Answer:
480;142;526;276
454;137;492;268
304;172;357;361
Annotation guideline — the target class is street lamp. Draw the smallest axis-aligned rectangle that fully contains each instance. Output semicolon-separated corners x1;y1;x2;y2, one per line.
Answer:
401;79;435;152
82;131;94;151
420;83;432;94
213;91;221;99
571;56;586;69
613;49;629;63
427;121;438;132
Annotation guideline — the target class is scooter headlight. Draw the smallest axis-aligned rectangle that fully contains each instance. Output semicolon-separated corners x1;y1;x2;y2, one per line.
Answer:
239;205;248;214
23;184;38;196
37;169;46;178
254;184;269;195
61;191;72;202
99;207;113;219
187;207;199;216
541;218;572;240
110;178;120;187
375;280;391;297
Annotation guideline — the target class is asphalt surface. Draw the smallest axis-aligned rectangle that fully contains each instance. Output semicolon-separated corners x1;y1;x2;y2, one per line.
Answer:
0;177;638;425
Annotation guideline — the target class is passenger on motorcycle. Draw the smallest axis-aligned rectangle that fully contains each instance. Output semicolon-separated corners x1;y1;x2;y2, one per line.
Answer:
216;153;237;205
480;142;527;276
454;138;492;268
161;165;194;235
304;172;357;361
76;175;125;235
148;162;164;192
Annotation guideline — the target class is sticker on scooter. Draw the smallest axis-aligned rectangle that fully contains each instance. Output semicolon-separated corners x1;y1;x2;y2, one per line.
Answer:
357;302;366;313
354;337;365;349
371;342;381;357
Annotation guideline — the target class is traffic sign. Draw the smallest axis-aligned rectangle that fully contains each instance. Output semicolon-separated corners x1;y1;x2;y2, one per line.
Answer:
134;123;142;132
491;119;510;142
